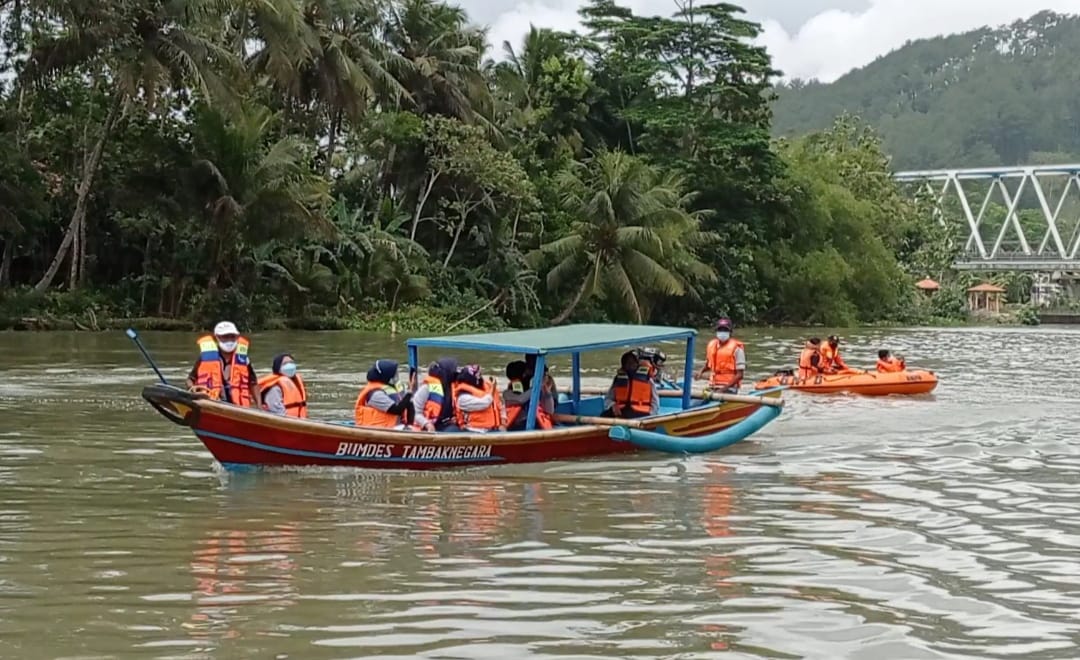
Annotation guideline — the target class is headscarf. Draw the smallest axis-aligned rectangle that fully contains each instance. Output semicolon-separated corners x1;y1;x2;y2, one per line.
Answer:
271;353;292;375
366;359;398;384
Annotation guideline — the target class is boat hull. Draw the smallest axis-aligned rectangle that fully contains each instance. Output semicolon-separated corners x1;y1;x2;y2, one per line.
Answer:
141;384;783;470
753;370;938;396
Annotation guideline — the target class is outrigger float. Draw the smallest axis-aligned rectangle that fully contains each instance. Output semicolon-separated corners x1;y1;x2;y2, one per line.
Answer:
139;324;785;471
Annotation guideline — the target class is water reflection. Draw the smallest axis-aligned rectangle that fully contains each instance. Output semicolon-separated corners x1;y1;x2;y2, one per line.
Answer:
8;326;1080;658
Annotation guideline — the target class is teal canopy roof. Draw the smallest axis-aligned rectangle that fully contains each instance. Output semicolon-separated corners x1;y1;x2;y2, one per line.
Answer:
406;323;697;355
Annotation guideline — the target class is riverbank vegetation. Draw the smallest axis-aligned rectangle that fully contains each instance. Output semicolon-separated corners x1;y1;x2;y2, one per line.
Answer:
0;0;960;333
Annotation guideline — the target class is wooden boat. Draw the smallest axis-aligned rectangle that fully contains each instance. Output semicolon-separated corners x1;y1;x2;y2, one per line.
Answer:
753;368;938;396
140;324;785;471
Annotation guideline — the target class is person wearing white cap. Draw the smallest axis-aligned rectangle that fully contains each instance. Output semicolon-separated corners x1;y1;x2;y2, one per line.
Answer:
185;320;260;406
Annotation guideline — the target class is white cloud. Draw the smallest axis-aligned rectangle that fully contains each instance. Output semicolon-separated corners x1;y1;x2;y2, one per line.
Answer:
474;0;1080;83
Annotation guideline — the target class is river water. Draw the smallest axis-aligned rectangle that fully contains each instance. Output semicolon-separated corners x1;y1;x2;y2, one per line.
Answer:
1;326;1078;659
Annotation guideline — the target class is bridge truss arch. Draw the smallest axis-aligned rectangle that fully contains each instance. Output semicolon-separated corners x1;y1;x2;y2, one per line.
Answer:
894;164;1080;271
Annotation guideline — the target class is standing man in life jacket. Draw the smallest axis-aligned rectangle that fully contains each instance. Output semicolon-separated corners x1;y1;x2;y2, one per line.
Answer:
604;351;659;419
354;359;414;428
502;360;554;430
696;318;746;393
798;338;825;380
187;321;260;406
258;353;307;417
876;350;906;373
820;335;854;374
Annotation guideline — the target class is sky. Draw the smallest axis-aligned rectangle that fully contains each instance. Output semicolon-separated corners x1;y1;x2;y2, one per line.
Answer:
461;0;1080;83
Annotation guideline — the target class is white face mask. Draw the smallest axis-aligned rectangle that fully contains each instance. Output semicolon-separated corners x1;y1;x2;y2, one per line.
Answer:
716;331;730;341
217;340;238;353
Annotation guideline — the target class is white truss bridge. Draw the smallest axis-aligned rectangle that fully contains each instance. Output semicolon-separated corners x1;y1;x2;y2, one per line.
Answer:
894;164;1080;271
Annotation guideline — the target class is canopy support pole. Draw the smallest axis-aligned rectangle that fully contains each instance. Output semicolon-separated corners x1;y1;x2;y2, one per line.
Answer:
571;352;581;413
682;335;695;410
525;353;546;430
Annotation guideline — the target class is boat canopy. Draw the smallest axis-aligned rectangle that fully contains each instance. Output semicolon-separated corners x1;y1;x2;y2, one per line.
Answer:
405;323;701;430
406;323;696;355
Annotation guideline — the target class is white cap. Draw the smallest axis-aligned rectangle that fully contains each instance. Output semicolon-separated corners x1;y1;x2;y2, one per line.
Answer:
213;321;239;336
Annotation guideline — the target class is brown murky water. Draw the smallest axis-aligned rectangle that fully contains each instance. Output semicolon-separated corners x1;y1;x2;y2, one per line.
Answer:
2;326;1079;658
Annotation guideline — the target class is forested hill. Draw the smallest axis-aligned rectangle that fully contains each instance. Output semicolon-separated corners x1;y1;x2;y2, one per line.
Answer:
770;10;1080;171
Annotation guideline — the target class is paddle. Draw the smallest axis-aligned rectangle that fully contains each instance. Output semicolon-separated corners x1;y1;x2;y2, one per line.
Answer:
577;386;782;408
125;327;169;385
552;413;648;428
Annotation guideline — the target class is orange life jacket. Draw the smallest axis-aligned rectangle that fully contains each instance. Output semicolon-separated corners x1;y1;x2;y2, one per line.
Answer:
257;373;308;418
452;379;504;431
798;344;820;380
354;381;406;428
420;375;445;425
503;378;554;430
611;367;654;415
876;357;905;373
820;343;847;372
706;337;745;387
194;335;253;406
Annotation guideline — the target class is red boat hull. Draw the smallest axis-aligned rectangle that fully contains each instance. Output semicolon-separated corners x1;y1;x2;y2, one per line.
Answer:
141;385;780;470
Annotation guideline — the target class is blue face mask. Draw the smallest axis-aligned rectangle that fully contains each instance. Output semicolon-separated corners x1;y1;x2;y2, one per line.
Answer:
280;362;297;378
716;331;731;341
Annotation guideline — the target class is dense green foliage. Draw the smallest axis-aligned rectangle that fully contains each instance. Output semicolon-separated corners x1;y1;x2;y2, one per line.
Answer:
772;10;1080;170
0;0;955;332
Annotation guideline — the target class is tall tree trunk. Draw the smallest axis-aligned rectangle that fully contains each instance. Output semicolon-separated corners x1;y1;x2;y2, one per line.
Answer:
410;172;439;242
324;108;342;177
443;219;465;268
34;94;122;293
550;271;592;326
0;240;13;287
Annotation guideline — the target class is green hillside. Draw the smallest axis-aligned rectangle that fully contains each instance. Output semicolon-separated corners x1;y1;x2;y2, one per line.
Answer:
771;10;1080;171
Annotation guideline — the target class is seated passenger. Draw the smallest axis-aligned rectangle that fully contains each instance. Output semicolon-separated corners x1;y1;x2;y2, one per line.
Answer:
452;365;506;432
503;360;554;430
354;360;414;429
876;350;906;373
523;354;557;395
258;353;308;417
413;359;459;431
604;351;659;419
820;335;855;374
798;338;825;379
636;347;675;387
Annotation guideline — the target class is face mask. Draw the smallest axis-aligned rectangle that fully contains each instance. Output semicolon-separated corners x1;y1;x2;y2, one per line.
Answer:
716;331;730;341
280;362;297;378
218;340;238;353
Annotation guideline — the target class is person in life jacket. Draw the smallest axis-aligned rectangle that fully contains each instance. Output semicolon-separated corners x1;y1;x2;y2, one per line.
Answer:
186;320;260;406
354;359;414;429
798;338;825;380
819;335;854;374
523;353;557;396
413;359;460;431
258;353;307;417
876;349;906;373
604;351;659;419
636;347;675;387
452;365;506;432
502;360;554;430
696;318;746;393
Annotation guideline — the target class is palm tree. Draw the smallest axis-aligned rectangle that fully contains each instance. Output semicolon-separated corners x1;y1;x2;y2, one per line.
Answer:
385;0;493;127
187;103;332;289
533;149;716;324
21;0;236;292
247;0;411;175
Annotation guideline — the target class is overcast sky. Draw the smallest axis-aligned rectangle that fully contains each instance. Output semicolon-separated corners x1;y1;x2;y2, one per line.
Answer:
463;0;1080;82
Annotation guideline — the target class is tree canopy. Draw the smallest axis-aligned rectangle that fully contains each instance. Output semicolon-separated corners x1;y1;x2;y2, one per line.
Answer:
0;0;954;331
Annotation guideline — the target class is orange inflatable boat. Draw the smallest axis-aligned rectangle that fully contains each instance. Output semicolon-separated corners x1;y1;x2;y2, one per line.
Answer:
753;369;938;396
